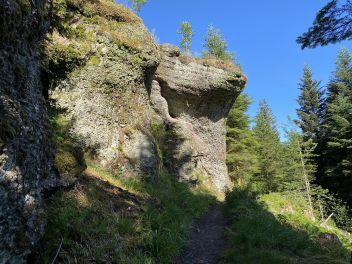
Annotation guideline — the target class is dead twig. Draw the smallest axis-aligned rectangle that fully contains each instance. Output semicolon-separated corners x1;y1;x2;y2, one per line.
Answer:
51;238;64;264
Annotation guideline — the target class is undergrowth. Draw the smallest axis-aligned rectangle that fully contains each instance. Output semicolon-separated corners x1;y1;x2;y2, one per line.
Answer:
34;164;214;263
33;112;216;263
222;188;352;264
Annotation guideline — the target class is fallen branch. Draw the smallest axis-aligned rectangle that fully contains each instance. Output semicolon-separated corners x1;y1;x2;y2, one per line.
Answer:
51;238;64;264
321;213;334;226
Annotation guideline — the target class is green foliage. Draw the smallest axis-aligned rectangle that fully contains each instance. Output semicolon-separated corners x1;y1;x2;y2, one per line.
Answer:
296;65;324;143
253;101;283;192
177;21;195;55
226;94;259;186
36;164;215;263
312;185;352;232
202;25;234;61
42;0;156;92
48;106;86;180
34;115;215;262
222;188;352;264
297;1;352;49
280;130;307;192
319;48;352;205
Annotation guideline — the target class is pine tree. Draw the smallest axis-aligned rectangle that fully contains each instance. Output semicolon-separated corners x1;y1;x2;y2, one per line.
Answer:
319;48;352;205
177;22;195;55
296;65;324;143
203;25;234;61
226;94;258;186
253;100;283;192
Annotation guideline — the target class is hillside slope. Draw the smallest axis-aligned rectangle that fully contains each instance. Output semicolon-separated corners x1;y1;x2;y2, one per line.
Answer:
222;189;352;263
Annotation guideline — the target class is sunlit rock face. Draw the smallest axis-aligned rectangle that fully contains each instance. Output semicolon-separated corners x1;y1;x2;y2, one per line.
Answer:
46;0;161;178
151;44;247;192
0;0;56;262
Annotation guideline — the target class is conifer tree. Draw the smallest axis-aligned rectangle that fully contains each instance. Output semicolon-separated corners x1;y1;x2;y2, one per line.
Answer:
296;65;324;143
319;48;352;205
203;25;234;61
226;94;258;186
253;100;283;192
177;22;195;55
281;129;305;191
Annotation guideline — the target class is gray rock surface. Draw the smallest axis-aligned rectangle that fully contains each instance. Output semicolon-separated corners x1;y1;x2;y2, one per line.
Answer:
151;44;247;192
47;2;160;177
0;0;56;262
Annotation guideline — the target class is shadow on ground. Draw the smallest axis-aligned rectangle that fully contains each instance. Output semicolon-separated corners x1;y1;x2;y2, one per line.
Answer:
28;104;216;263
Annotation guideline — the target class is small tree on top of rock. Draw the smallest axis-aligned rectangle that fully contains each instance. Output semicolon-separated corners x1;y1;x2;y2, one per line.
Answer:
177;21;195;55
130;0;147;13
203;25;234;61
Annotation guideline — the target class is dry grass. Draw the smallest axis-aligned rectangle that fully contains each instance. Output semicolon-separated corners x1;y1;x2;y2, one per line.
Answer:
196;56;242;73
68;0;142;24
179;54;242;73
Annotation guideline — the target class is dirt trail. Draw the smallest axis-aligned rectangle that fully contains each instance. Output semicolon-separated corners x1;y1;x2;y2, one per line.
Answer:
176;203;227;264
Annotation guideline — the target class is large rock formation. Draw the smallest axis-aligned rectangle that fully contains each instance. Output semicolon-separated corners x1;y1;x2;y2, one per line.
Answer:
0;0;57;262
151;45;247;191
45;0;247;193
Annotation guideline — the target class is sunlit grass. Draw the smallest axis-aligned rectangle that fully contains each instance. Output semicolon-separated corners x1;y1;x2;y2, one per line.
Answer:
221;188;352;264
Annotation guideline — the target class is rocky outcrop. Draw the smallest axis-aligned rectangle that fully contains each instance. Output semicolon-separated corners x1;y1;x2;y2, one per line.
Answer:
46;0;160;178
0;0;56;262
151;45;247;192
46;0;246;192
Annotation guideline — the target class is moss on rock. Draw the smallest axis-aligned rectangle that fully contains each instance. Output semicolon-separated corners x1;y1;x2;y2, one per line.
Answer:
49;108;86;184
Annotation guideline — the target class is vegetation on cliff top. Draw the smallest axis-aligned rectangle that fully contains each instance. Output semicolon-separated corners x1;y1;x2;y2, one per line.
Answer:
41;0;156;86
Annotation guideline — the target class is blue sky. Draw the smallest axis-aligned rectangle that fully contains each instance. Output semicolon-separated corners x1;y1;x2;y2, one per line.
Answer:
125;0;352;130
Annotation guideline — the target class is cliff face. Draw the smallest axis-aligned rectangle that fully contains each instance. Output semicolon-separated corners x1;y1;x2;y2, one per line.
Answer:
0;0;56;262
45;0;160;179
151;45;247;191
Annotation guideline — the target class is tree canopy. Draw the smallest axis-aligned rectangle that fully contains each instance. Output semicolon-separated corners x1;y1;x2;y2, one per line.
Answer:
297;0;352;49
296;65;324;143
